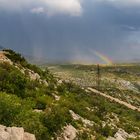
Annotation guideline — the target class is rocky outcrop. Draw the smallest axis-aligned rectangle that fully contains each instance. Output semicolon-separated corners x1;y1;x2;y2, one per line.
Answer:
57;80;63;85
69;110;94;127
23;133;36;140
102;113;119;128
15;64;49;86
28;70;40;81
0;51;13;65
52;93;60;101
0;125;36;140
33;109;43;113
107;128;137;140
57;125;77;140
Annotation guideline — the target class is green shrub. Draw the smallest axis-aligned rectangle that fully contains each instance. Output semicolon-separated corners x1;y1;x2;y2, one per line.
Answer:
77;131;91;140
15;110;50;140
43;106;72;135
0;93;21;125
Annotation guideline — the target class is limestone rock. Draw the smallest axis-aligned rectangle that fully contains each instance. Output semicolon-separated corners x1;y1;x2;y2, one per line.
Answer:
58;80;63;84
69;110;94;127
33;109;43;113
52;93;60;101
7;127;24;140
0;125;36;140
0;125;10;140
24;132;36;140
0;51;13;65
107;128;137;140
28;70;40;81
114;129;129;140
57;125;77;140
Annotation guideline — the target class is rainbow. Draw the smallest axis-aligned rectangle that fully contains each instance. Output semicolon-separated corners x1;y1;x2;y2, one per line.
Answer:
94;51;113;65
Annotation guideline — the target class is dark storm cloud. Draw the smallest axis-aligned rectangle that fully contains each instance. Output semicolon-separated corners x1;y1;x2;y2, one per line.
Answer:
0;0;140;63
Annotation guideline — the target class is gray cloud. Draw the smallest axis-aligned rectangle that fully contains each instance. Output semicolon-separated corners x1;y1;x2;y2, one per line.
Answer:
0;0;140;63
31;7;44;14
0;0;82;16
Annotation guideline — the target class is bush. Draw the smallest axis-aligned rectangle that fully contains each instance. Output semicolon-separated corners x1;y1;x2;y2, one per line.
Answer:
96;134;106;140
0;93;22;125
0;92;51;140
35;95;53;110
101;125;114;137
15;111;50;140
0;67;26;98
77;131;91;140
43;106;72;135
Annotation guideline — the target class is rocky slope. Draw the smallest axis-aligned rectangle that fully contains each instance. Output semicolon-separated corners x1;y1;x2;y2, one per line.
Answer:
0;50;140;140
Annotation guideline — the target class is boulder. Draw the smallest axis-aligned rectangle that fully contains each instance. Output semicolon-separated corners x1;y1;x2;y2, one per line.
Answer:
114;129;129;140
23;133;36;140
52;93;60;101
7;127;24;140
33;109;43;113
107;128;137;140
0;125;36;140
69;110;94;127
0;125;10;140
57;125;77;140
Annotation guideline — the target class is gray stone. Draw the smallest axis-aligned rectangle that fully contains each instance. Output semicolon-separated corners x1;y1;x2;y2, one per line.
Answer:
7;127;24;140
0;125;36;140
57;125;77;140
23;132;36;140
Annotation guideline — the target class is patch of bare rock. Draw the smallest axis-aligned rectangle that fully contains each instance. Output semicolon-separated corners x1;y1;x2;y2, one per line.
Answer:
103;77;139;92
0;51;13;65
0;125;36;140
107;128;137;140
102;113;119;128
52;93;60;101
69;110;94;127
57;125;77;140
33;109;43;113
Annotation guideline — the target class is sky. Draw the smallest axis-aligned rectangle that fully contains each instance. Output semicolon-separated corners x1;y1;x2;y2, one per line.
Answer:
0;0;140;64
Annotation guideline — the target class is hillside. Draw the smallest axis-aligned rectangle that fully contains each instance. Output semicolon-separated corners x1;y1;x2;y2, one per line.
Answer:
0;50;140;140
